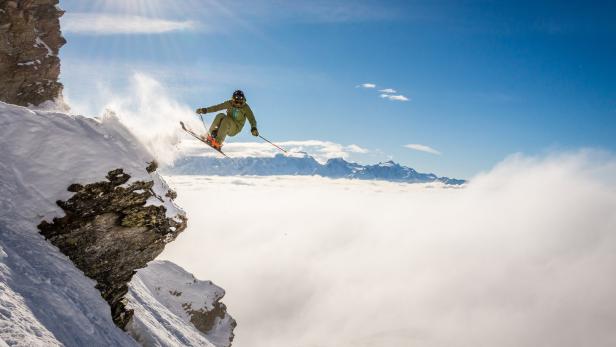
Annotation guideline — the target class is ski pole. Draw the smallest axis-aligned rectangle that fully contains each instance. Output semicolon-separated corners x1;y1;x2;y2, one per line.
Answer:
199;114;208;131
259;135;287;153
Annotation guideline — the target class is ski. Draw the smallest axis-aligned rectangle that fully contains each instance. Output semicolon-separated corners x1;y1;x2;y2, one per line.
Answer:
180;121;229;158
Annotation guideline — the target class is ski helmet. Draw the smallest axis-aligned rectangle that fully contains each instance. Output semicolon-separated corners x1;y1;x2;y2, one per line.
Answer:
232;90;245;101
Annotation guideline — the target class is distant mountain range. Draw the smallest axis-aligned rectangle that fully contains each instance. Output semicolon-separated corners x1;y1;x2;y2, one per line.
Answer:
166;154;466;185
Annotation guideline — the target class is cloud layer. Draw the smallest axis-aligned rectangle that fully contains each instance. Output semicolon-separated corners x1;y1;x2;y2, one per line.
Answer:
160;150;616;347
62;13;197;35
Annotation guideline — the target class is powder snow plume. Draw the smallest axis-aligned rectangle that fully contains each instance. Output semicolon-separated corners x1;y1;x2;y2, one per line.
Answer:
100;73;202;165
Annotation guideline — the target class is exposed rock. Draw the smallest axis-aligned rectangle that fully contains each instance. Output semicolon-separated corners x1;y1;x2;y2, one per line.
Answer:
146;160;158;173
38;168;187;329
0;0;66;106
165;188;178;200
184;301;235;339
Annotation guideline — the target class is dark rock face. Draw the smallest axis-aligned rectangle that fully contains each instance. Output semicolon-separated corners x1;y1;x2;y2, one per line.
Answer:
0;0;66;106
38;168;186;329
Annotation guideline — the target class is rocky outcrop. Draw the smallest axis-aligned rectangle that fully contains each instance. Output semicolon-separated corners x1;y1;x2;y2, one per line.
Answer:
0;0;65;106
38;167;187;329
184;301;233;339
127;260;236;347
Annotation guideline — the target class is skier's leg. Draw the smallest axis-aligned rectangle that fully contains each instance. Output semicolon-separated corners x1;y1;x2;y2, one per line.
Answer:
209;113;225;135
215;117;239;144
215;116;231;144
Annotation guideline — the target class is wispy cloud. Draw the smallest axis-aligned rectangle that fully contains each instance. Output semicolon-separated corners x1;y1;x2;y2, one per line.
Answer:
359;83;409;102
380;94;409;102
346;144;369;154
356;83;376;89
62;13;197;35
272;1;400;23
404;144;441;155
89;0;399;24
379;88;397;94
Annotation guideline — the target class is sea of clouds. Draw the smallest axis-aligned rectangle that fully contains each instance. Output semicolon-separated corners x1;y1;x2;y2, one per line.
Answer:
159;150;616;347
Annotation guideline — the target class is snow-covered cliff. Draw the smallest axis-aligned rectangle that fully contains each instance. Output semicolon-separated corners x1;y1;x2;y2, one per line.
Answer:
0;102;234;346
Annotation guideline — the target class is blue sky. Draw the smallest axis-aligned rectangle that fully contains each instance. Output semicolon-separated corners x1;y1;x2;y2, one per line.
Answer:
58;0;616;178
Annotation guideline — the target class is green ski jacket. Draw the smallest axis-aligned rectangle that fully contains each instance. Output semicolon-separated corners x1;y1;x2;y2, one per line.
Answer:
206;100;257;130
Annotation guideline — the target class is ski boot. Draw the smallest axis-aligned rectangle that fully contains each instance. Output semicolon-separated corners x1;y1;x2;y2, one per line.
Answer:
206;134;222;150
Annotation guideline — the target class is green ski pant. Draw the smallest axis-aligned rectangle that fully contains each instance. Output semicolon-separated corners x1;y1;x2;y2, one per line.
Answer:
209;113;241;143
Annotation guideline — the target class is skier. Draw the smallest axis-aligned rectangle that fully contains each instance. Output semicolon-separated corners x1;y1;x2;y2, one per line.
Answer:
195;90;258;150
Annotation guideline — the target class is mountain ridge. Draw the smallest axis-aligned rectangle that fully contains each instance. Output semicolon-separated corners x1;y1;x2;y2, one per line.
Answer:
168;153;466;185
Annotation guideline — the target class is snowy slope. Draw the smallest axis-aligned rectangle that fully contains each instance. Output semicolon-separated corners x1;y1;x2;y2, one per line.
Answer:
127;261;235;347
0;102;149;346
0;101;220;346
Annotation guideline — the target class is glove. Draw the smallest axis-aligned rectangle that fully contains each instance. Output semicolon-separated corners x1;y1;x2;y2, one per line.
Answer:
251;127;259;137
196;107;207;114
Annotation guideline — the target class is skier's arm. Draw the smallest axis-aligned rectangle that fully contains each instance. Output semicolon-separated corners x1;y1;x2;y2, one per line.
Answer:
246;105;257;129
206;100;232;113
196;100;231;114
246;106;259;136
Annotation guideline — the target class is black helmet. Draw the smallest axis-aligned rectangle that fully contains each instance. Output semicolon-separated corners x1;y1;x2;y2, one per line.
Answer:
232;90;245;101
